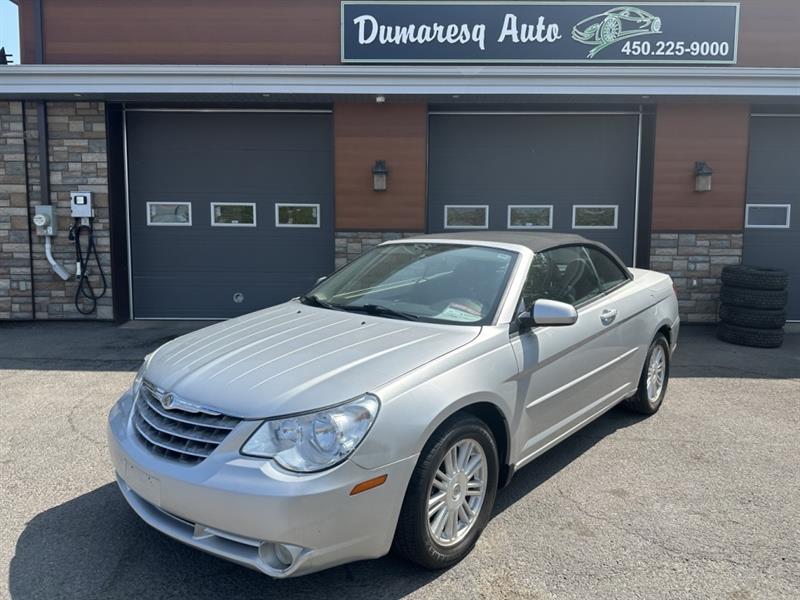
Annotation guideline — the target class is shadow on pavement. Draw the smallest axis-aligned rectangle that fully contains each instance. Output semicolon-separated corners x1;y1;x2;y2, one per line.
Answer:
9;483;440;600
2;321;798;379
0;320;206;372
493;405;646;515
671;326;800;380
9;406;643;600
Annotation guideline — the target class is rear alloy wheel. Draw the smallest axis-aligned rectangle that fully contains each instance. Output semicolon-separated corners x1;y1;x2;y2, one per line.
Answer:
393;415;498;569
624;334;670;415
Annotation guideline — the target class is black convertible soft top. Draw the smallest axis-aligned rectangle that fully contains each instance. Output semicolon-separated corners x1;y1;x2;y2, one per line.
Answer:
403;231;630;270
407;231;601;254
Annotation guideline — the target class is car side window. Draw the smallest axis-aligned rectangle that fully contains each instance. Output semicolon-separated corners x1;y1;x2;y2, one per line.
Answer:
520;252;557;309
585;247;629;293
520;246;604;309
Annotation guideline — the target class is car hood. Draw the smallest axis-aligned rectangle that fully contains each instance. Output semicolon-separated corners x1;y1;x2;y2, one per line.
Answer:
144;302;480;419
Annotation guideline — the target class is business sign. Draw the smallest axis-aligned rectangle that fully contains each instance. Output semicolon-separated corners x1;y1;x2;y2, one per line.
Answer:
341;2;740;64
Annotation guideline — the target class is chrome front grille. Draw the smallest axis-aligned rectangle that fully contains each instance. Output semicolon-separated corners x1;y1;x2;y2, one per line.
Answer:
132;381;241;465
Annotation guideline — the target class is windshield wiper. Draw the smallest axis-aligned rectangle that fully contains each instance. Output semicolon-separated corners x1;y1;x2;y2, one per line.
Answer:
339;303;420;321
300;294;343;311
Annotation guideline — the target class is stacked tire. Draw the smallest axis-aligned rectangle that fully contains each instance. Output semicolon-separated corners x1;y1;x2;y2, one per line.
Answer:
717;265;789;348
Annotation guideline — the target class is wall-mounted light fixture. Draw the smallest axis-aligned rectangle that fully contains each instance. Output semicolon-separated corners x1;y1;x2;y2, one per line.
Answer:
372;160;388;192
694;161;713;192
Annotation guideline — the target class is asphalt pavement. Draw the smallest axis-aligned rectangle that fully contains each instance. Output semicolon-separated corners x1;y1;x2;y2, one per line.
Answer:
1;321;798;599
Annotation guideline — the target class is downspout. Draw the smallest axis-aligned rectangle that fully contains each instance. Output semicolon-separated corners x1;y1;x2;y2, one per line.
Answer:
21;102;36;319
31;1;68;282
35;101;49;205
33;0;45;65
33;0;49;207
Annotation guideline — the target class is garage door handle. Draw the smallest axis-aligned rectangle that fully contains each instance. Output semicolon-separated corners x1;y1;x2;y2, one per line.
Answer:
600;309;618;325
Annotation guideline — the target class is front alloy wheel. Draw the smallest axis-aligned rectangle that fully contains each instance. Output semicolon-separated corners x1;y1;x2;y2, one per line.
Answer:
394;415;499;569
426;439;487;547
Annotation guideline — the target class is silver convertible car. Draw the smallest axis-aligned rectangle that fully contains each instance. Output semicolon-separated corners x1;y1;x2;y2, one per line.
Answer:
108;232;679;577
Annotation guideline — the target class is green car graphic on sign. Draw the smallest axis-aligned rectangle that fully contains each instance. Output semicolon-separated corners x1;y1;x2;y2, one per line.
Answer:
572;6;662;58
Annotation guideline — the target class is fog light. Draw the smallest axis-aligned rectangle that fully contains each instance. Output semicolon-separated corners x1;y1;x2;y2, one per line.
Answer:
258;541;305;572
274;543;294;567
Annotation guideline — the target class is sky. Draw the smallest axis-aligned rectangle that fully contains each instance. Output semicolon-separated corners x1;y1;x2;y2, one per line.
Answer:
0;0;20;63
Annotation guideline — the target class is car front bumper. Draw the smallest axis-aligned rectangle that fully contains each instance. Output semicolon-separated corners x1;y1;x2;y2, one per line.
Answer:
107;391;417;578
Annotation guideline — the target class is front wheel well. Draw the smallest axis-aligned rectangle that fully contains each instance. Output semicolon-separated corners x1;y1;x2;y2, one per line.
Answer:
456;402;512;488
657;324;672;347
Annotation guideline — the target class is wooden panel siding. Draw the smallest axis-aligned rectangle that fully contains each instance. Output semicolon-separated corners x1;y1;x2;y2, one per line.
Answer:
738;0;800;68
12;0;800;67
651;104;750;232
334;102;427;231
16;0;340;65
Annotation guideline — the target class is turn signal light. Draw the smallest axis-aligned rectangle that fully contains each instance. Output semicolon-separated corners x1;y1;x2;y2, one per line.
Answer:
350;474;388;495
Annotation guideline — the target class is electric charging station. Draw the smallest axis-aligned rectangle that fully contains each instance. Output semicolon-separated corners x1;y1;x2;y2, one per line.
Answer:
30;191;107;314
67;190;107;314
70;191;93;219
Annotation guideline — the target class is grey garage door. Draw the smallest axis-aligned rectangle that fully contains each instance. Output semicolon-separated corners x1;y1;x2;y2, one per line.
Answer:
743;116;800;320
428;114;640;264
127;111;333;319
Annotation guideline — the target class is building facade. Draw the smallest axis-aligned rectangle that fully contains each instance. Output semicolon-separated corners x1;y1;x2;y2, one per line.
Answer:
1;0;798;323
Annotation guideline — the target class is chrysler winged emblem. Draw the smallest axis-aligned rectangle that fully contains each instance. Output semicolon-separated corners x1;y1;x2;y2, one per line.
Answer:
160;392;176;410
153;389;220;415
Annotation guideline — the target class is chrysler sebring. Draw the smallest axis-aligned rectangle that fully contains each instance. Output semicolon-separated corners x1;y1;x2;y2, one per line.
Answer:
107;232;679;577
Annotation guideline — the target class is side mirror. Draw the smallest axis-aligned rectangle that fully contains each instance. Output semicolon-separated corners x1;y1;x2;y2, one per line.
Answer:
519;299;578;328
315;276;327;285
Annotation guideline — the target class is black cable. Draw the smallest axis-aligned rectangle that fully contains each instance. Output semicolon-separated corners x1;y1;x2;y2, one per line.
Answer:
70;218;107;315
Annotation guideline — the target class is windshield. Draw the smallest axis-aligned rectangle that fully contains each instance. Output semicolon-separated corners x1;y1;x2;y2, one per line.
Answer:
306;243;518;325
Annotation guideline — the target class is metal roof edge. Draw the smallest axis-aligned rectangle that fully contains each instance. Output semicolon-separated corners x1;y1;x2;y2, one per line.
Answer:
1;64;798;97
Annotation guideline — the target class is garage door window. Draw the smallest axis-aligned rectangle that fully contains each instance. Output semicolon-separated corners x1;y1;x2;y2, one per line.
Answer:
745;204;791;228
276;203;320;228
444;205;489;229
146;202;192;226
211;203;256;227
572;205;618;229
508;205;553;229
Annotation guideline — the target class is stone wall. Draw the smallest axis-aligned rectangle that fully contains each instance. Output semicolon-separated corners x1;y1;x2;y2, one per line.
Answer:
0;101;112;320
0;101;31;319
649;232;743;323
334;231;420;268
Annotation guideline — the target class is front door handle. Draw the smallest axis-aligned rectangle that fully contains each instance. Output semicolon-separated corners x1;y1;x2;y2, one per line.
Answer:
600;308;618;326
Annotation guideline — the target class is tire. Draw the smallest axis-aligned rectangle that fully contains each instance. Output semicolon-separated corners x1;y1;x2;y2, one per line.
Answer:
719;304;786;330
721;265;789;291
623;334;670;415
393;414;499;570
717;322;785;348
719;285;788;310
651;17;662;33
600;16;622;43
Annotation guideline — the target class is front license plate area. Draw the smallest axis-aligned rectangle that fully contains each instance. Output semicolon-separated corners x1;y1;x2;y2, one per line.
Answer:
124;459;162;507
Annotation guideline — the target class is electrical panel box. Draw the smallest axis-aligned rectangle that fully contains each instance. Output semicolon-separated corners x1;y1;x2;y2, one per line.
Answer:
33;205;56;236
70;191;93;218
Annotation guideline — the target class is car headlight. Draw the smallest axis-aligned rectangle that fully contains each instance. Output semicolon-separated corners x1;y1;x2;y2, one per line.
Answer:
130;353;152;398
240;394;380;473
130;364;146;398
